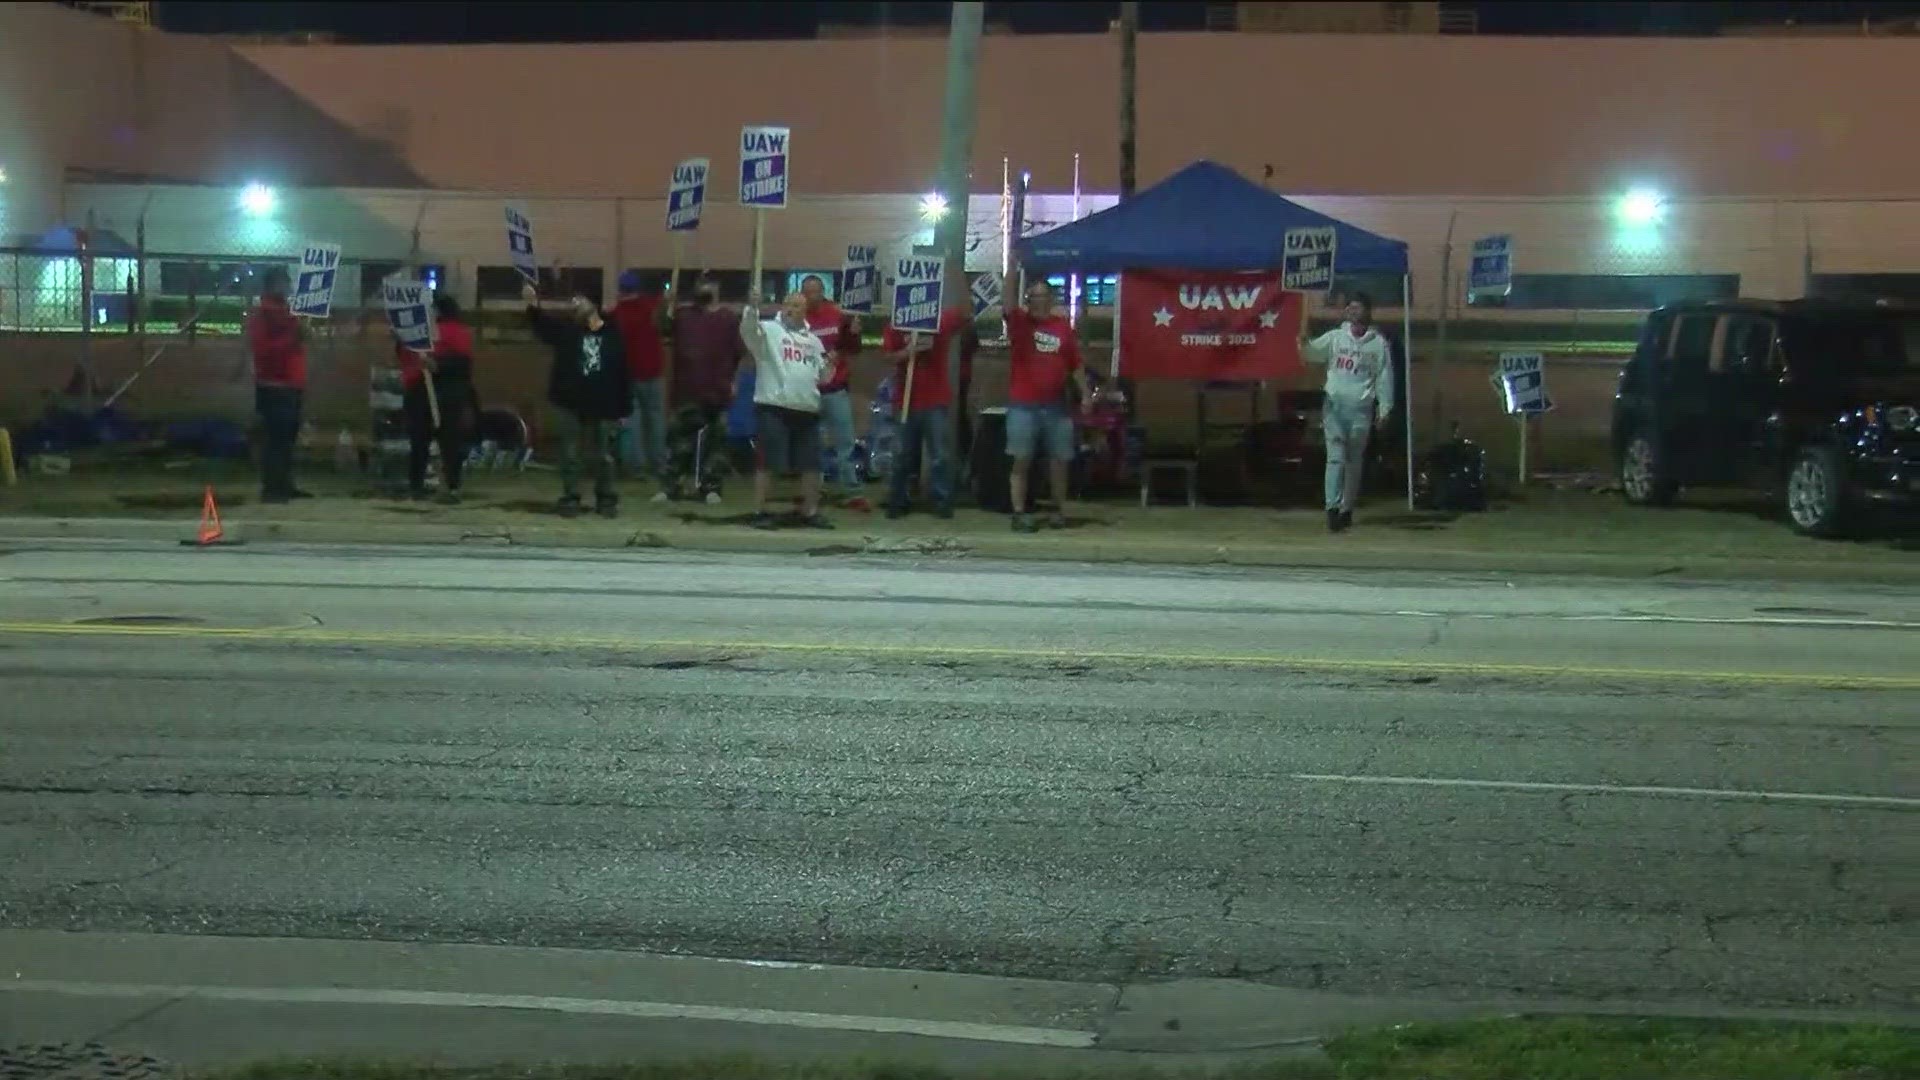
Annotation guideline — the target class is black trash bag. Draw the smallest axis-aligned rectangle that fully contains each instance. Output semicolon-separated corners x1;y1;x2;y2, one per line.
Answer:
1413;432;1488;512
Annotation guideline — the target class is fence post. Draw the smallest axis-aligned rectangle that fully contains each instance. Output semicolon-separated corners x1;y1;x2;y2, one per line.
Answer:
1433;208;1457;437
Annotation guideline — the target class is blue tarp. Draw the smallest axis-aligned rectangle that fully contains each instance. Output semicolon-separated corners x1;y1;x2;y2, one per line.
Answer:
1014;160;1409;276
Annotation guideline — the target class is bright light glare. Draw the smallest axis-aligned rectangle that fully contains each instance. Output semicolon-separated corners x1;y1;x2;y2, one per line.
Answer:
239;182;277;216
1616;187;1665;227
0;165;9;185
919;191;949;222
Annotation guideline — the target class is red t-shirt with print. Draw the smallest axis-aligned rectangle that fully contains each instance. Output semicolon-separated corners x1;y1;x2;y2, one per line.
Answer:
1004;307;1083;406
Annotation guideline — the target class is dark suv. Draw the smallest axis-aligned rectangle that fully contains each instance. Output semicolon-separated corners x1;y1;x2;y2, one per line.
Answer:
1612;298;1920;536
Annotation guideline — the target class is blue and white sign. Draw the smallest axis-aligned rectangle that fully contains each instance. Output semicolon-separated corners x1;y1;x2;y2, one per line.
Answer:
1281;226;1337;292
969;272;1003;318
739;125;790;210
382;275;436;353
1469;234;1513;302
891;257;944;333
290;242;341;319
505;205;537;284
1494;351;1551;415
667;157;708;232
840;244;878;314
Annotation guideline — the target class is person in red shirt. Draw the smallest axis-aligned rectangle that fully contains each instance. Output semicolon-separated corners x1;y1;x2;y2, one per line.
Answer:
879;305;969;519
610;270;673;501
1003;274;1088;532
801;274;868;510
245;266;309;504
396;292;478;504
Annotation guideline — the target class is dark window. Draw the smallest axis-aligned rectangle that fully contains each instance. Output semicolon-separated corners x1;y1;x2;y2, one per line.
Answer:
476;266;525;301
156;259;293;297
623;268;675;296
540;266;604;302
1668;313;1717;376
359;261;405;302
1808;274;1920;303
785;270;838;300
1326;273;1404;309
1044;274;1117;306
1470;274;1740;311
1783;314;1920;377
1712;315;1777;376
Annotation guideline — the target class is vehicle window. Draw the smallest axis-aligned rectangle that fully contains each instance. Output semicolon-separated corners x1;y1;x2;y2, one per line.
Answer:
1713;316;1778;376
1635;312;1673;366
1786;315;1920;378
1668;314;1715;377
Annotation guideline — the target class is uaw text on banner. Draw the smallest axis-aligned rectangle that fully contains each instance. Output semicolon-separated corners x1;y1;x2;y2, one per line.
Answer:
668;158;709;231
891;257;944;332
739;125;790;209
1119;269;1303;382
290;243;341;319
505;206;537;284
840;244;878;313
382;276;436;353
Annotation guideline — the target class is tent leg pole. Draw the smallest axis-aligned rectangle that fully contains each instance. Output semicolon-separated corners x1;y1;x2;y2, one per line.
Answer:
1402;273;1415;511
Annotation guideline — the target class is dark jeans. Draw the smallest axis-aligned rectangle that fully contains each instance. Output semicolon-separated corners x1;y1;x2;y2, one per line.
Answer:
667;403;727;498
888;405;953;511
552;408;617;503
255;384;303;500
404;375;474;494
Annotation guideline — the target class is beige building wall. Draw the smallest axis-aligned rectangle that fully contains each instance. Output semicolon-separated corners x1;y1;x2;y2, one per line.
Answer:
229;31;1920;201
0;2;418;241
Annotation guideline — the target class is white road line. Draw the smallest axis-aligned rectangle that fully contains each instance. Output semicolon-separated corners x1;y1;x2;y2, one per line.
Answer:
1;980;1097;1049
1290;774;1920;810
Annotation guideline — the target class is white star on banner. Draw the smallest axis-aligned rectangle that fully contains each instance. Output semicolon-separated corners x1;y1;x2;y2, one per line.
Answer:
1257;310;1279;329
1152;306;1174;327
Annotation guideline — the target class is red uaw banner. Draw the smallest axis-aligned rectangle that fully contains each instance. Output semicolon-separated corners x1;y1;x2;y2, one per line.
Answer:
1118;270;1303;381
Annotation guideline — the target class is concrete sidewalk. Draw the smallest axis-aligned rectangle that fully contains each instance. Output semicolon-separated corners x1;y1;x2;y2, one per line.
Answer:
9;931;1907;1072
2;472;1915;584
0;930;1458;1070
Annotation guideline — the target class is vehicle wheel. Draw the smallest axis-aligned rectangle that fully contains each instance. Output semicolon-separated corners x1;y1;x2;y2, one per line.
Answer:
1619;431;1677;506
1784;445;1850;538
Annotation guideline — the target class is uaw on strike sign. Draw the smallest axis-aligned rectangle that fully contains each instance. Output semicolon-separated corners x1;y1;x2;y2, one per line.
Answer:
1119;270;1303;381
739;125;789;209
667;157;708;231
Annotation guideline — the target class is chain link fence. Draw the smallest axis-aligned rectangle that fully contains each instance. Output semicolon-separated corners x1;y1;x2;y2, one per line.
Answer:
12;185;1920;462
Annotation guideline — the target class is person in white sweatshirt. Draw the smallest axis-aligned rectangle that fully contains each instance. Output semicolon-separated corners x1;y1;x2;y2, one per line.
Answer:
739;288;831;530
1300;292;1395;533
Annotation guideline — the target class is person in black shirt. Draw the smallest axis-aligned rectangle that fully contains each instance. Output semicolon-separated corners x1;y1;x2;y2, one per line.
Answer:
524;281;632;518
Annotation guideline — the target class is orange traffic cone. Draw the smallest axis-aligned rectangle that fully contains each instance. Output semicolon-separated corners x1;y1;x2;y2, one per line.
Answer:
196;485;224;546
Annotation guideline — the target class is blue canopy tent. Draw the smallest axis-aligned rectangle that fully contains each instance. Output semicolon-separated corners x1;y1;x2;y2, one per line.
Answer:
1013;160;1417;506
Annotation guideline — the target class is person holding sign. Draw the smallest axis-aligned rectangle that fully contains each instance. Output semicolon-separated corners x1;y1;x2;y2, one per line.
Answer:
739;288;831;530
245;266;310;504
800;274;867;509
397;292;477;504
663;274;744;504
524;281;632;519
1003;275;1088;533
880;306;969;520
1300;293;1395;533
610;270;673;499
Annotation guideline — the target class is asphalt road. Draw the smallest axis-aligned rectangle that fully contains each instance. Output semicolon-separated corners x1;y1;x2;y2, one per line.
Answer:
1;541;1915;1018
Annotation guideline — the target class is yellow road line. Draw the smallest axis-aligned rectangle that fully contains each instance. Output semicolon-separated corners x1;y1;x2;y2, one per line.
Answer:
1;619;1915;690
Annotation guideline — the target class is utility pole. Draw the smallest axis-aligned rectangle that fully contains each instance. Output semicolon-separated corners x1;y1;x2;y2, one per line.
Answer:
934;1;984;492
1119;1;1139;200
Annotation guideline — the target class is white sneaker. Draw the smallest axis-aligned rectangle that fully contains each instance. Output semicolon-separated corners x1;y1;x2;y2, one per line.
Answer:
704;491;723;505
649;491;671;504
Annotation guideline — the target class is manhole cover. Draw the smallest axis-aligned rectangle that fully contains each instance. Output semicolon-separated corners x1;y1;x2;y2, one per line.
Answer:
0;1043;174;1080
73;615;204;627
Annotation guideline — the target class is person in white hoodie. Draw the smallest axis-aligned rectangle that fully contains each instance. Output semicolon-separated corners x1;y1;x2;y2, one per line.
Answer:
1300;292;1395;533
740;288;831;530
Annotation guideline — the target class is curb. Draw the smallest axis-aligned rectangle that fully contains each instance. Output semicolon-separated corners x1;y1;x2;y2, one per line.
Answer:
2;514;1917;586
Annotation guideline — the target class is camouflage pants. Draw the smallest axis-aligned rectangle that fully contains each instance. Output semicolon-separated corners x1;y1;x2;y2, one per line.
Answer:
666;404;729;498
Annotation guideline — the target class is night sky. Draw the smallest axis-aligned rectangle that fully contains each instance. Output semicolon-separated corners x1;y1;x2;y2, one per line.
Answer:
140;1;1920;42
